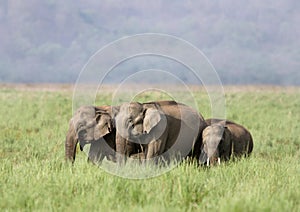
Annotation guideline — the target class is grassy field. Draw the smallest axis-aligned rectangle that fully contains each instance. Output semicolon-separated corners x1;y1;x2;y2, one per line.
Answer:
0;84;299;211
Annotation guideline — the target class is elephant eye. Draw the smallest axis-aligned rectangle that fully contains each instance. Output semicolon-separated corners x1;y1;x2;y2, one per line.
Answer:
76;124;84;132
127;119;134;128
130;122;135;128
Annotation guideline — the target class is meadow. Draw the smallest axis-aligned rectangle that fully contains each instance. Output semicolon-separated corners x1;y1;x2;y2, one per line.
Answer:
0;84;299;211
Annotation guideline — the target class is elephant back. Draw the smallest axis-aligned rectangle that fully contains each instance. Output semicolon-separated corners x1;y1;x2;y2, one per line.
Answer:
154;101;206;131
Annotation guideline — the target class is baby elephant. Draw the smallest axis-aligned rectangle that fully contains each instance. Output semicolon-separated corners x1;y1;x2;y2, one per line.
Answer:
199;119;253;166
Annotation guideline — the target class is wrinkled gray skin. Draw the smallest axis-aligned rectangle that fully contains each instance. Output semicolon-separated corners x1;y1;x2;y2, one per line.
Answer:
199;119;254;166
114;101;207;163
65;105;117;164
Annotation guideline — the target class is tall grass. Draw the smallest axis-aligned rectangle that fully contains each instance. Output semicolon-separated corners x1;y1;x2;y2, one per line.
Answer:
0;85;299;211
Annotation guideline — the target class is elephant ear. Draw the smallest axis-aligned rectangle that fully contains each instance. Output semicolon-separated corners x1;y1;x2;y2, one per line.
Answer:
111;106;120;118
219;126;232;159
143;108;161;133
94;113;113;140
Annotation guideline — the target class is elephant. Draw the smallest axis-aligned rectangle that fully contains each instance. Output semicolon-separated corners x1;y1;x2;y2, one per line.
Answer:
114;100;207;164
199;119;254;166
65;105;144;164
65;105;117;164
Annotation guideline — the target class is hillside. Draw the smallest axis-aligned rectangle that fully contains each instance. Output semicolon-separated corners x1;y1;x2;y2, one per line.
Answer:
0;0;299;84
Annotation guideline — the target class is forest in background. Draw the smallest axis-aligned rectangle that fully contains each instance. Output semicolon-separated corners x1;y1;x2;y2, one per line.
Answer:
0;0;299;85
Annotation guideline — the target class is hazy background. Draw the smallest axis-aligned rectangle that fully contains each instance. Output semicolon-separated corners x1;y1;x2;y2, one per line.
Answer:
0;0;299;85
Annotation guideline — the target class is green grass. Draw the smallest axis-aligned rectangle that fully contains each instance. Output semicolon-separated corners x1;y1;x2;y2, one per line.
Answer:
0;85;299;211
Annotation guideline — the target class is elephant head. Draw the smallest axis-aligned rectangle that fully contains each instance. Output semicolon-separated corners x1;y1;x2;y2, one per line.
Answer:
65;105;115;163
199;123;231;166
113;102;168;163
115;102;166;144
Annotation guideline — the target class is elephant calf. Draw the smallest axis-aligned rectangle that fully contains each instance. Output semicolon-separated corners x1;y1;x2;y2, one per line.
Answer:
199;119;253;166
65;105;143;164
65;105;117;164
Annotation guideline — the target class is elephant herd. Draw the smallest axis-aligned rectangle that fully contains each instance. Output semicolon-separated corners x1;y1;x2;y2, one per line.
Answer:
65;100;253;166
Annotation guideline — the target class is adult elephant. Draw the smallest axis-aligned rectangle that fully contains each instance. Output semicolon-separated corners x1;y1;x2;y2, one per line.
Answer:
65;105;118;164
199;119;254;166
114;100;207;163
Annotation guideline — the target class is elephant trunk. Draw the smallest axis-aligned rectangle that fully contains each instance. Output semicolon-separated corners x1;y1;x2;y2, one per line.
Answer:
65;121;78;163
199;148;208;165
199;148;221;166
115;134;127;164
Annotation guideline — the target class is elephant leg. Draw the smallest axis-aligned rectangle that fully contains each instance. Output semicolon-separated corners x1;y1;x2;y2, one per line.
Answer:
88;142;105;165
126;140;136;157
146;138;166;162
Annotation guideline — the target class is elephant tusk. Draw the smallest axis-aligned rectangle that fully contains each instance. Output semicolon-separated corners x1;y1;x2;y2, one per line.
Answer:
218;157;221;165
206;158;210;166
